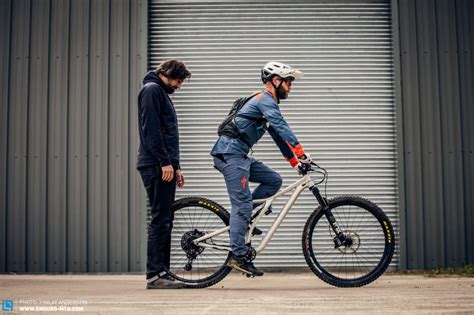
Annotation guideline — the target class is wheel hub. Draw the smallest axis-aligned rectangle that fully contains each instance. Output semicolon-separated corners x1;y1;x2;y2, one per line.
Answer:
181;229;205;257
336;230;361;254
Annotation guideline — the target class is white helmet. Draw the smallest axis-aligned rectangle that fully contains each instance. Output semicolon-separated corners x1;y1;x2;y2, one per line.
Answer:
261;61;304;83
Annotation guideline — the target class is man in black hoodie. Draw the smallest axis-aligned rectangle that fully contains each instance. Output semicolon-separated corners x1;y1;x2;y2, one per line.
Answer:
137;60;191;289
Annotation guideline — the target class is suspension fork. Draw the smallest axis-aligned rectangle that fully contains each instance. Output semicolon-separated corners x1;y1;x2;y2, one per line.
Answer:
310;186;347;246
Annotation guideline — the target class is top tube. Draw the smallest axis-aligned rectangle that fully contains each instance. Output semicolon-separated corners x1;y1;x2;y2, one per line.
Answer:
253;174;314;205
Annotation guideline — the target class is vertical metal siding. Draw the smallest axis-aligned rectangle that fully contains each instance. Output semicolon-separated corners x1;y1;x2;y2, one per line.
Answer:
88;0;110;272
46;0;69;272
436;0;465;268
398;0;424;268
108;0;130;272
0;0;12;273
7;0;31;273
397;0;474;269
456;0;474;264
149;0;398;267
109;1;130;271
128;0;149;273
26;0;50;272
67;0;90;272
416;0;445;268
1;0;147;273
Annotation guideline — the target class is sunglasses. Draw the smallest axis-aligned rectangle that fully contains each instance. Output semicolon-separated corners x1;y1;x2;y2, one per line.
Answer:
280;77;295;83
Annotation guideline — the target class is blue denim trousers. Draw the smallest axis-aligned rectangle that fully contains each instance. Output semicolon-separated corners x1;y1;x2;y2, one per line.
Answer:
213;154;282;256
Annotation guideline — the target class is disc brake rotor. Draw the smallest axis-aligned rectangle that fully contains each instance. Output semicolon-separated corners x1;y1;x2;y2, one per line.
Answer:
336;230;360;254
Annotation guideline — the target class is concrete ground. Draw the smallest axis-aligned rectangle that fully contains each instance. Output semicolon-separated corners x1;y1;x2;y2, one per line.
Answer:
1;272;473;314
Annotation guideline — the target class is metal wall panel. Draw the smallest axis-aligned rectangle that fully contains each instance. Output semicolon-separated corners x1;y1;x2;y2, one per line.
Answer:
128;0;148;272
398;0;424;268
46;0;69;272
67;0;90;272
416;0;445;268
6;0;31;273
397;0;474;269
109;0;131;272
0;0;12;273
149;0;399;267
456;0;474;264
1;0;147;273
436;0;465;268
88;0;110;272
26;0;50;272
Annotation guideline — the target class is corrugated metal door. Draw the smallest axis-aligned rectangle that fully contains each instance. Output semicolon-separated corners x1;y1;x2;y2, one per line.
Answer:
148;0;398;268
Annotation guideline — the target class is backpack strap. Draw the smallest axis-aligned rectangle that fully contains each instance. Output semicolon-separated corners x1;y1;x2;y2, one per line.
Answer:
235;91;267;124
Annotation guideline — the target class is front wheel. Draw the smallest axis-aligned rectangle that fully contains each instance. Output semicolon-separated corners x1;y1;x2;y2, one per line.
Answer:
169;197;232;288
302;196;395;287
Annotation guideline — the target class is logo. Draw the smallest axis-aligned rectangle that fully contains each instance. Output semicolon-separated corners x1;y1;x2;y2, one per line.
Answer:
2;300;14;312
241;176;247;190
383;221;392;244
198;200;219;212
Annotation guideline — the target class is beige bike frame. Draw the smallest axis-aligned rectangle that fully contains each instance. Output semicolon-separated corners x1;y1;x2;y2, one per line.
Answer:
192;173;317;254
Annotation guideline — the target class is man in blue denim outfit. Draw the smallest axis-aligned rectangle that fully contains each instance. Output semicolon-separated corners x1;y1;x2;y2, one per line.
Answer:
137;60;191;289
211;62;312;276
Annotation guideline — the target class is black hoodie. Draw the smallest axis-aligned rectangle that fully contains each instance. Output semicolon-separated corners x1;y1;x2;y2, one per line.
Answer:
137;71;180;169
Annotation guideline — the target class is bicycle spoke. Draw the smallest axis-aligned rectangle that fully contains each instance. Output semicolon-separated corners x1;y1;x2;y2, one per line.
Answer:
177;209;192;231
354;211;371;234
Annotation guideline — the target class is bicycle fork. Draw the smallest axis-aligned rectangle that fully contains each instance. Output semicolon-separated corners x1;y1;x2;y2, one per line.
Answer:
310;186;350;248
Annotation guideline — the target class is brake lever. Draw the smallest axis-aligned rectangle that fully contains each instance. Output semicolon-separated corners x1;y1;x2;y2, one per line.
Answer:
298;163;313;174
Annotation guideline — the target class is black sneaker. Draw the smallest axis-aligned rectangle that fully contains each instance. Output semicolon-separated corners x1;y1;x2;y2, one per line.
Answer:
146;272;185;289
227;255;264;277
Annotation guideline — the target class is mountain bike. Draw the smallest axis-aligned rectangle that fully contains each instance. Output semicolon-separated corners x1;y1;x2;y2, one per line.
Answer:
169;162;395;288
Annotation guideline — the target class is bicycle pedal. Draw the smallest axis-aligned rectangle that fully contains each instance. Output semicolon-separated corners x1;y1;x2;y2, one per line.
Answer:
264;209;272;215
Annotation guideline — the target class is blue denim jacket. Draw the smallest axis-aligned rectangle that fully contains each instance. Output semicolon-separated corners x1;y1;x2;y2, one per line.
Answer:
210;90;304;165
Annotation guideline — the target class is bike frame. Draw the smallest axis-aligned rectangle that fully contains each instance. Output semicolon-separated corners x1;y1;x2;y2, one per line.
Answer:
192;171;343;254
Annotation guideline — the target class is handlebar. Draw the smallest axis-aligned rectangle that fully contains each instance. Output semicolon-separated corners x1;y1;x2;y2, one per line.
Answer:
298;161;318;175
298;161;328;188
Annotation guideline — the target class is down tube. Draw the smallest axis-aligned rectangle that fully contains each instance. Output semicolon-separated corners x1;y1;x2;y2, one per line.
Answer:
255;183;307;253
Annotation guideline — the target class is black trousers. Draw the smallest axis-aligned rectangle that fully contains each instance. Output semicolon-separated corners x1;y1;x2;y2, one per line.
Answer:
138;165;176;279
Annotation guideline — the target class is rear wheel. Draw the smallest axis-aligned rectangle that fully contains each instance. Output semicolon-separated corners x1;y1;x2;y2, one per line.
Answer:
169;197;232;288
302;196;395;287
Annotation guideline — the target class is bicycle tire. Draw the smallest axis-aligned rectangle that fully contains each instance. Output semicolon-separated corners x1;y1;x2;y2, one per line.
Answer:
168;196;232;288
302;196;395;287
